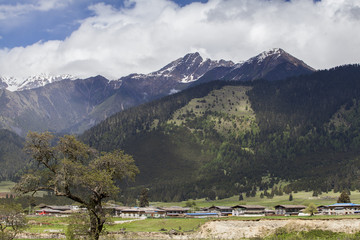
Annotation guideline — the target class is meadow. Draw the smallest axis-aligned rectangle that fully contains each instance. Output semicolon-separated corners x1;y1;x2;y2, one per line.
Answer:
0;180;14;192
151;189;360;209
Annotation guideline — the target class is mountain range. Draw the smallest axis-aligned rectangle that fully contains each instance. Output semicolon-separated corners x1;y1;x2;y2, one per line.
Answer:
80;64;360;202
0;48;314;136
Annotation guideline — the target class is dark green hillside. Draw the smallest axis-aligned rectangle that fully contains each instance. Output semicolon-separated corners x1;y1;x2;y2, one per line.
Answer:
0;130;26;181
248;65;360;191
81;65;360;202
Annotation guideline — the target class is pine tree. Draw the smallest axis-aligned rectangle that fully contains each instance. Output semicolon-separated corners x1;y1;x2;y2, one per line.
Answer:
139;188;149;207
289;193;293;201
337;190;351;203
250;188;257;197
239;193;244;201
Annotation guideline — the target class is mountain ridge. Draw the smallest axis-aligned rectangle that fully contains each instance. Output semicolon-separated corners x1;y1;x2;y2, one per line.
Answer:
0;48;313;92
0;49;315;136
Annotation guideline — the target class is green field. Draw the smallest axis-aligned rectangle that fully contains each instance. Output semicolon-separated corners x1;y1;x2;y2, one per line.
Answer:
107;218;209;232
0;181;15;192
2;179;359;208
151;190;360;209
22;216;209;235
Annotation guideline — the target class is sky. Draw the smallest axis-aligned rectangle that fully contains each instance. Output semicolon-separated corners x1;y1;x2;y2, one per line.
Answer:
0;0;359;81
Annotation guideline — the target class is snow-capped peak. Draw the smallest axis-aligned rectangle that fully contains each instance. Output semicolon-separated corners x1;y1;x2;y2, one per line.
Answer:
247;48;285;64
149;52;234;83
0;74;78;91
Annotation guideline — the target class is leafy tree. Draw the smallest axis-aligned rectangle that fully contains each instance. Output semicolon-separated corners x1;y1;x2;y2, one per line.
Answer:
139;188;149;207
185;200;199;212
14;132;139;240
185;200;196;208
304;203;318;216
337;190;351;203
207;190;216;201
0;203;27;240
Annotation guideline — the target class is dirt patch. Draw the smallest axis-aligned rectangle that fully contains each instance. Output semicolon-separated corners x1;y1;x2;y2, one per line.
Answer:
192;219;360;239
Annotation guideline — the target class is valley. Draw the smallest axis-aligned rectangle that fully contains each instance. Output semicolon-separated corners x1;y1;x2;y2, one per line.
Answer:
0;51;360;227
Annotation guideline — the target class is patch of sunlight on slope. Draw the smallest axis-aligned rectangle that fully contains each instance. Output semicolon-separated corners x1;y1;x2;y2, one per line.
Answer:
169;85;259;139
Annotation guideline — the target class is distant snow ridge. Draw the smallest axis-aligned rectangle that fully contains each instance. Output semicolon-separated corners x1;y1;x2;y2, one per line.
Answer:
153;52;234;83
0;74;77;91
247;48;284;64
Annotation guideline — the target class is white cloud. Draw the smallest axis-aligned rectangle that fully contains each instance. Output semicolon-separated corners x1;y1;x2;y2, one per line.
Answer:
0;0;72;20
0;0;360;81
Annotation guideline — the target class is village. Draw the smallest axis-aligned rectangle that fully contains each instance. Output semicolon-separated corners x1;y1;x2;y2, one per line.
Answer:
35;202;360;218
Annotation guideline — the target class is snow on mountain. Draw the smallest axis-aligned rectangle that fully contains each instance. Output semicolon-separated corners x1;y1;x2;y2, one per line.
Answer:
151;52;235;83
0;48;314;94
250;48;284;64
221;48;315;82
117;52;236;101
0;74;78;91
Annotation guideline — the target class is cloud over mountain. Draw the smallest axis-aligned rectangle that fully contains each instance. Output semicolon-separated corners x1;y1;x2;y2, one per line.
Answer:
0;0;359;80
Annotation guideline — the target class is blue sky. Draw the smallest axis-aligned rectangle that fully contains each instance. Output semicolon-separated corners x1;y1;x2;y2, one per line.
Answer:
0;0;208;48
0;0;359;81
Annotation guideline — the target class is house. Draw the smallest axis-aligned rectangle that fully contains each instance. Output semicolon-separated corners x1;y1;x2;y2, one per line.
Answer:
207;206;233;216
158;206;190;217
0;192;15;199
274;205;306;216
35;205;80;216
232;205;266;216
317;203;360;215
120;207;166;218
103;205;128;217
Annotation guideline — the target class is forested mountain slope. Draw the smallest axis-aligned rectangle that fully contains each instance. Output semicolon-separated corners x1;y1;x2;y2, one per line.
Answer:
82;64;360;202
0;129;26;181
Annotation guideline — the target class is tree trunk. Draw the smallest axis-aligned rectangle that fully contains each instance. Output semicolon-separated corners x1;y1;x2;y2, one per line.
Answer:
88;202;106;240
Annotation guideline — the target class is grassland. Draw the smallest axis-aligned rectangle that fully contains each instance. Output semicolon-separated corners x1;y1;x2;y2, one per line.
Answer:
170;86;258;138
106;218;209;232
151;190;360;209
0;181;15;192
3;179;360;209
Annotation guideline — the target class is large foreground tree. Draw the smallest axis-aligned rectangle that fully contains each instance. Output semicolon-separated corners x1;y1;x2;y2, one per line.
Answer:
14;132;139;240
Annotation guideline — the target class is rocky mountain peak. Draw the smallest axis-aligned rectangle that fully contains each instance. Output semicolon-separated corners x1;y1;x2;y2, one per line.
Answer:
246;48;315;71
155;52;234;83
0;74;78;91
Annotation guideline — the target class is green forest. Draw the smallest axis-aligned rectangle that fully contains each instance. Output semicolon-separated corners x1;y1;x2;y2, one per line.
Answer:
79;64;360;202
0;129;26;181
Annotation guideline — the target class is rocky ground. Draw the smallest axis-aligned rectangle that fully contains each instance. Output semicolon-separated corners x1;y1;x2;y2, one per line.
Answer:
192;219;360;239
